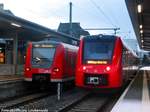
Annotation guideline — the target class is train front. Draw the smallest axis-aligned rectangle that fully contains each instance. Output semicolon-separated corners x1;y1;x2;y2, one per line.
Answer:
76;35;123;89
24;42;56;82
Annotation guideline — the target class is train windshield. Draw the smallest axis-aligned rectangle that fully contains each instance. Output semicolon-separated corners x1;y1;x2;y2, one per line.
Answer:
83;39;115;64
32;44;56;68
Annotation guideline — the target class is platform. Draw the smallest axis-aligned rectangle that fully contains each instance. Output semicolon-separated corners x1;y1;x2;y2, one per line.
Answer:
0;75;23;84
111;67;150;112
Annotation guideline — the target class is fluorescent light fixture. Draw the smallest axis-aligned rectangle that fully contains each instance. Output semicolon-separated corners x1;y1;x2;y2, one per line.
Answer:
45;34;51;37
141;40;144;43
11;23;21;27
140;30;143;34
137;4;142;13
139;25;143;29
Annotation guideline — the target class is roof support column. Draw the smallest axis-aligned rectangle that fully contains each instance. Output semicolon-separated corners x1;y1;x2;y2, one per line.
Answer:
13;33;18;75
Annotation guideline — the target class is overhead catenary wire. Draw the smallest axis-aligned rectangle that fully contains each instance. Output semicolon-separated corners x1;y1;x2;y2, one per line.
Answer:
73;3;110;26
99;0;120;28
88;0;117;28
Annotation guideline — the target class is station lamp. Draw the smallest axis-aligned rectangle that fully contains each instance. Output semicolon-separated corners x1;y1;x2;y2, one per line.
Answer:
45;34;51;37
141;39;144;43
137;4;142;13
139;25;143;29
11;23;21;28
140;30;143;34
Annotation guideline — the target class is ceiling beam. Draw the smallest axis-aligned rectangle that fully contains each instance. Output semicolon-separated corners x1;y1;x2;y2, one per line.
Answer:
144;25;150;29
143;39;150;42
143;37;150;39
144;32;150;36
143;46;150;50
143;29;150;33
144;41;150;45
143;12;150;17
143;36;150;39
143;42;150;45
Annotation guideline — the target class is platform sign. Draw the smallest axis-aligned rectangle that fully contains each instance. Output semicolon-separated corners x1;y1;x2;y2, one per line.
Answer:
0;52;4;63
0;45;5;64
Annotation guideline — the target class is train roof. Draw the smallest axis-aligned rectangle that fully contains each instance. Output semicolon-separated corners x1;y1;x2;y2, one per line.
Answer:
32;40;60;45
82;34;117;41
82;34;139;58
31;40;78;50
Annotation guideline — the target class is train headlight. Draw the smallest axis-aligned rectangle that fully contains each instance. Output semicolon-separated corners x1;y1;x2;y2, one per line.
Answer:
83;66;86;70
106;66;111;71
53;68;60;72
26;67;30;71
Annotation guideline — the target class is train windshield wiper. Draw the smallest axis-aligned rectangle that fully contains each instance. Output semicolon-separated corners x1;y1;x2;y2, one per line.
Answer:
34;57;41;63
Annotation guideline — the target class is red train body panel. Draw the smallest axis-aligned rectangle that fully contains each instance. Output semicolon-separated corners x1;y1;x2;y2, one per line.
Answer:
24;41;78;83
75;35;139;89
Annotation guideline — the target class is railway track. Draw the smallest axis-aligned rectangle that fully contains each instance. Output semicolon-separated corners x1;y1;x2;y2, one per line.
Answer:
10;88;89;111
0;92;52;109
57;73;137;112
58;93;115;112
0;72;137;111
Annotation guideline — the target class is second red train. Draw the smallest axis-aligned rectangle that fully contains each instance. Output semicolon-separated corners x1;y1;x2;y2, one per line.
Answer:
75;35;139;89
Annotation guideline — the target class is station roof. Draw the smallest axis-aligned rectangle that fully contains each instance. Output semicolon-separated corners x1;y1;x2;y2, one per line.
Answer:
0;11;79;44
125;0;150;51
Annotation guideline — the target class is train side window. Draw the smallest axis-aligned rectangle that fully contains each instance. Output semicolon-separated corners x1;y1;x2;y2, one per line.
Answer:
70;54;73;68
71;53;75;68
70;52;74;68
65;49;69;67
67;50;71;68
66;50;76;69
73;53;76;68
64;49;67;65
122;48;126;64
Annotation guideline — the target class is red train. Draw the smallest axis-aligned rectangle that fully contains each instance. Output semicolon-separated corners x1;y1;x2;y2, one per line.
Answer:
75;35;139;89
24;41;78;83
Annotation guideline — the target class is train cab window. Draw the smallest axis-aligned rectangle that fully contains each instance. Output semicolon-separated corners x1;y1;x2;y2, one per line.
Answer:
32;44;56;68
83;39;115;64
71;53;76;68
